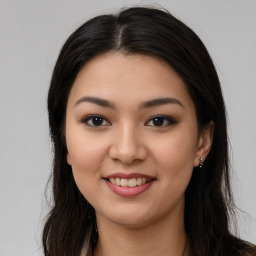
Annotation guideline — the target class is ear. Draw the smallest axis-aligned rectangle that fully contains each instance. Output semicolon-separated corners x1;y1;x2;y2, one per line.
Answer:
67;153;72;166
193;121;214;167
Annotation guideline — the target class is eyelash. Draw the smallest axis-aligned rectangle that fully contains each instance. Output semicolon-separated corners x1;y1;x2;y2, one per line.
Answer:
81;115;111;127
81;115;177;127
145;115;177;127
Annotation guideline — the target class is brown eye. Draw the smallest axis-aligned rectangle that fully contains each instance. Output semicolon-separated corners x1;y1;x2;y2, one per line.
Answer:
145;115;177;127
91;117;104;126
82;115;110;127
152;117;164;126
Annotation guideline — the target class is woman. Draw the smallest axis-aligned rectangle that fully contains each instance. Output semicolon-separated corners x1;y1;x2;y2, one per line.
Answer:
43;6;256;256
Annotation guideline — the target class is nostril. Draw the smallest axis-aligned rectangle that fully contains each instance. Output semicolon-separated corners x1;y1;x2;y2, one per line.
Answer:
109;142;147;164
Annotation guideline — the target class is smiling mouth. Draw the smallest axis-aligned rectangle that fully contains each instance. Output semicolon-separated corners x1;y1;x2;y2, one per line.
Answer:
103;175;155;188
107;177;148;187
103;174;155;196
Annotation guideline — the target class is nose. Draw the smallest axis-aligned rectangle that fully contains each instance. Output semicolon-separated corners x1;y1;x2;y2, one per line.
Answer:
109;124;147;165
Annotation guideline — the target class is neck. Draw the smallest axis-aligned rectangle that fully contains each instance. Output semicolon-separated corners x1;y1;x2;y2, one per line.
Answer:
93;208;187;256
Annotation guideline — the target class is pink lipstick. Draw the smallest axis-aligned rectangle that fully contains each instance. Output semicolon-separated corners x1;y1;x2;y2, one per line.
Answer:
104;173;155;197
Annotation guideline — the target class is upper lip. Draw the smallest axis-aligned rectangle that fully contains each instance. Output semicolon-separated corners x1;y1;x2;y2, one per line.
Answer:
104;172;155;181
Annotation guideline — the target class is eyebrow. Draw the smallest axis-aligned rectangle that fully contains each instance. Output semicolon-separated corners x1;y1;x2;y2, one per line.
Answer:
139;97;184;109
74;96;183;109
74;96;116;109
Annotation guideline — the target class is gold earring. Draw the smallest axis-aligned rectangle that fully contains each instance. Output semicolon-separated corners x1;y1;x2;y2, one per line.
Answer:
199;157;204;168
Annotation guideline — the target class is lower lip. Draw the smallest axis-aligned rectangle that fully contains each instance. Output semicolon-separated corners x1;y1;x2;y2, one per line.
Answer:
105;179;154;197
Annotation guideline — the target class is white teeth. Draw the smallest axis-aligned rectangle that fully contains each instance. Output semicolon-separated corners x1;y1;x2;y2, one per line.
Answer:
120;179;128;187
108;177;148;187
128;178;136;187
115;178;121;186
137;178;142;186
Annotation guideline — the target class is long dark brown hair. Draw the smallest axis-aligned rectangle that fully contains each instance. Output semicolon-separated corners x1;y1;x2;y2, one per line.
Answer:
43;6;253;256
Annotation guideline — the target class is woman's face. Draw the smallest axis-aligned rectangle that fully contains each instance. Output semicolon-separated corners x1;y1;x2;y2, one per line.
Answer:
65;52;212;227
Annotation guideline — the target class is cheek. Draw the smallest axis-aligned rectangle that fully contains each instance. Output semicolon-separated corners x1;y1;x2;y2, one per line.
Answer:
66;124;107;169
66;132;107;204
68;140;104;169
151;131;197;179
65;127;109;195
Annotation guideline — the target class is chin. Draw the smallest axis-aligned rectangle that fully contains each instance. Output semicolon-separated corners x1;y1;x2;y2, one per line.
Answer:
110;216;151;228
97;206;154;228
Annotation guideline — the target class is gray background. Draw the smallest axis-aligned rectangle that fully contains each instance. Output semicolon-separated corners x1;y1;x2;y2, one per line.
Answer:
0;0;255;255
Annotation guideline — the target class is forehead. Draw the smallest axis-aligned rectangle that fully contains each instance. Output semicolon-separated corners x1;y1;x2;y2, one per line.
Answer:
68;52;194;109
